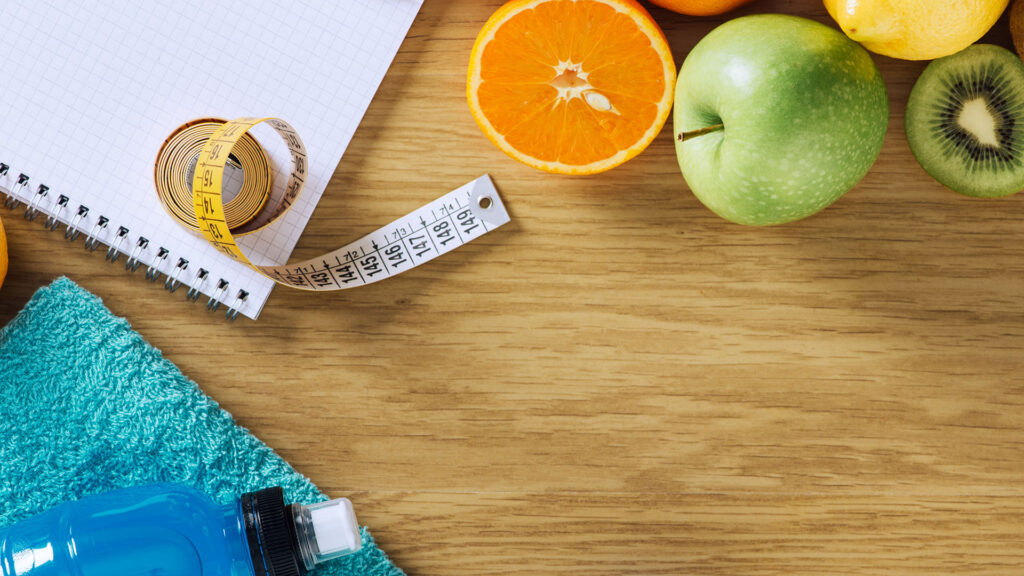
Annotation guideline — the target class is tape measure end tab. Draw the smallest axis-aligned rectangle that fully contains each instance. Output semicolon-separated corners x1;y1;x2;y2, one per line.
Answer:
468;175;510;228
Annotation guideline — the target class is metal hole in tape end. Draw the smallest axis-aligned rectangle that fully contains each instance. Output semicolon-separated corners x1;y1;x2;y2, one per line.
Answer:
187;268;209;302
467;176;510;228
83;216;109;251
106;227;129;262
155;117;511;303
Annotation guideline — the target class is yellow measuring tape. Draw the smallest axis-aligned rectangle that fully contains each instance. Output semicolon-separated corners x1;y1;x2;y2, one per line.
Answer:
189;117;305;267
155;118;272;233
154;116;509;293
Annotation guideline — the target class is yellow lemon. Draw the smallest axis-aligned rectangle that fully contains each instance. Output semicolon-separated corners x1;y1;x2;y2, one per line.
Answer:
823;0;1009;61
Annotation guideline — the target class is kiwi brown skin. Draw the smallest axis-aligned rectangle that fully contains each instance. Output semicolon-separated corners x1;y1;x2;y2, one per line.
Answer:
905;44;1024;198
1012;0;1024;62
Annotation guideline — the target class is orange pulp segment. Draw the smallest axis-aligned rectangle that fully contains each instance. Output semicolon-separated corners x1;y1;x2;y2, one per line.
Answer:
468;0;676;175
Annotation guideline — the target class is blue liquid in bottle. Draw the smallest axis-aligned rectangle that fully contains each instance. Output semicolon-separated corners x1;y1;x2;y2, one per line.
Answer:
0;484;361;576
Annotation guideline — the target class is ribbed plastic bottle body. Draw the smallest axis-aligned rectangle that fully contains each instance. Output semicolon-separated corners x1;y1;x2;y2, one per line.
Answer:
0;484;254;576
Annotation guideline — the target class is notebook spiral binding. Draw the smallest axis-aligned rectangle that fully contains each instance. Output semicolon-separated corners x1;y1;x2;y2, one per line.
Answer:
0;162;249;321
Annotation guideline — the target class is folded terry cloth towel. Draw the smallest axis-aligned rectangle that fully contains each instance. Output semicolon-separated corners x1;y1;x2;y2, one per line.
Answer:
0;276;403;576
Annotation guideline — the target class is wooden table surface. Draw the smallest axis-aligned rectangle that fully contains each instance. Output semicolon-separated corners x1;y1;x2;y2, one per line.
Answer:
3;1;1024;574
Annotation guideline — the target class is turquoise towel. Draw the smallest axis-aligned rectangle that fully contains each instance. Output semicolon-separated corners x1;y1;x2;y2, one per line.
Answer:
0;277;403;576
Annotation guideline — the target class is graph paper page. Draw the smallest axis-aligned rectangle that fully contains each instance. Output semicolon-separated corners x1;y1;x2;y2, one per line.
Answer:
0;0;422;319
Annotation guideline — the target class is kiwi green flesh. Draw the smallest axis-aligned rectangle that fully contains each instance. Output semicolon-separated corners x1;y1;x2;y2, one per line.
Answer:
906;44;1024;198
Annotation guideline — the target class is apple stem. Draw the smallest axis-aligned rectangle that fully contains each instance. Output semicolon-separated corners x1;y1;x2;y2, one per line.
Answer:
677;124;724;143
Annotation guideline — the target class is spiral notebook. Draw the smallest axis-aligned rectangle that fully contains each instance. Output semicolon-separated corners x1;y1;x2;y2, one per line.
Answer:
0;0;423;320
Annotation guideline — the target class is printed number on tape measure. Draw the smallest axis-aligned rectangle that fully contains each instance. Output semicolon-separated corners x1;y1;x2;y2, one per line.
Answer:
267;175;507;290
156;116;509;291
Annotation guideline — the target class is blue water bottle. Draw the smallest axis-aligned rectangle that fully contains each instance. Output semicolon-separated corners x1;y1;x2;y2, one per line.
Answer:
0;483;361;576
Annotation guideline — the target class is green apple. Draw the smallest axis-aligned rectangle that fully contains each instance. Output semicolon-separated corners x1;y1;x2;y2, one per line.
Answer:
674;14;888;226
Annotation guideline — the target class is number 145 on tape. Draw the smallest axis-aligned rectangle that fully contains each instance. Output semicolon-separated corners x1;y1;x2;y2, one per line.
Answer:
267;175;511;290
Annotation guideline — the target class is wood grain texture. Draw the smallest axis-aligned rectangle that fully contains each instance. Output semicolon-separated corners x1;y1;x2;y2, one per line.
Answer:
3;1;1024;573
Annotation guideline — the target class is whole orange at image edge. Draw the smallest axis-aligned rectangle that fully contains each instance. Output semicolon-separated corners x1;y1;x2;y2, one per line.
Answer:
468;0;676;175
648;0;755;16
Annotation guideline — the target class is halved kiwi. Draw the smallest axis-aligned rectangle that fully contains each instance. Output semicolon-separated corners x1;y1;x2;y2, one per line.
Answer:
906;44;1024;198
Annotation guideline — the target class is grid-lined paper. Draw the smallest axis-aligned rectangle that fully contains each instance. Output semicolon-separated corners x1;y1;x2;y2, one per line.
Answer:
0;0;422;319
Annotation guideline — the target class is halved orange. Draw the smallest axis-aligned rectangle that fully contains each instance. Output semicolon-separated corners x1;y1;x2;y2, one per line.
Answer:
468;0;676;175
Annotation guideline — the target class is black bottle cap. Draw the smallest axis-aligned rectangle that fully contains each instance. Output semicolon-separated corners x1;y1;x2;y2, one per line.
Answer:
241;487;306;576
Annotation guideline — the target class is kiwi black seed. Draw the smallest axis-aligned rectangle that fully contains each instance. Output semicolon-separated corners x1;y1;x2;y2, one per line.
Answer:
906;44;1024;198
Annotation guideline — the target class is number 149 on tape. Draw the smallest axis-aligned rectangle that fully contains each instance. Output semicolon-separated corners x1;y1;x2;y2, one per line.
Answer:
266;175;511;290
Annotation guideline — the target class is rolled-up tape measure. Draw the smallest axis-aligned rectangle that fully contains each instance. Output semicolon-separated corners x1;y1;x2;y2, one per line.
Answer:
155;118;272;234
155;117;509;291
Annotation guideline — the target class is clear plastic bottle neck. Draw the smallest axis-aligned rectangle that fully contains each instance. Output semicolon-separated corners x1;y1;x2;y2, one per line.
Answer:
289;498;362;571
